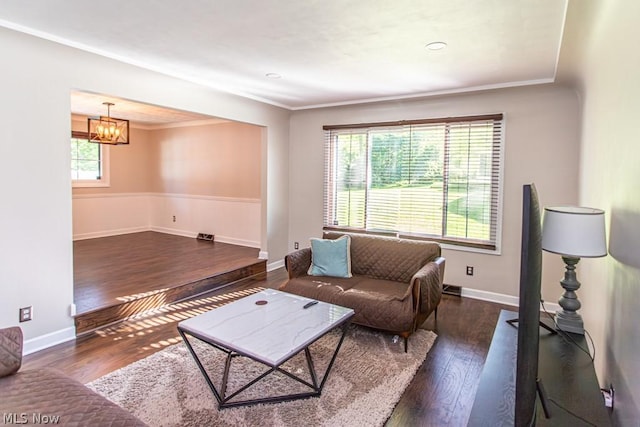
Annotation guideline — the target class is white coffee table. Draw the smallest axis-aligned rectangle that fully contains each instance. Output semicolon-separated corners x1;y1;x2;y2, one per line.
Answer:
177;289;355;409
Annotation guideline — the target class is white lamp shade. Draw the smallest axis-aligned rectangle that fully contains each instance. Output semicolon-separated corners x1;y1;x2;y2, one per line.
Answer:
541;207;607;258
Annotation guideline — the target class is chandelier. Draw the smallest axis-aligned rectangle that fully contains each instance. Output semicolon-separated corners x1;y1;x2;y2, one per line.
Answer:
88;102;129;145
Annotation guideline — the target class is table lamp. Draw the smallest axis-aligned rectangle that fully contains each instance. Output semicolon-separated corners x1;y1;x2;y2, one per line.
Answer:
541;206;607;334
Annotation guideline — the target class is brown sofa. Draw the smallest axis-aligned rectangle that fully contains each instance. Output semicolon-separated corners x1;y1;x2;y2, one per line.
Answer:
0;326;146;426
280;232;445;350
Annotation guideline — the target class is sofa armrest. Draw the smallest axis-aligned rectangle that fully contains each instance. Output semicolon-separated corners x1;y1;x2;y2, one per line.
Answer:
407;256;445;315
0;327;23;378
284;248;312;279
434;256;445;289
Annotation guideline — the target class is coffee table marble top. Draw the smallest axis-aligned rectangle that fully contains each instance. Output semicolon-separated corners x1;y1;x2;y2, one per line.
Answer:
178;289;354;366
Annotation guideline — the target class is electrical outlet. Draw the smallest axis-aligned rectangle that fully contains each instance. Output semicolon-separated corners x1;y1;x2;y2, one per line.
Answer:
466;266;474;276
19;306;33;322
610;384;615;410
172;215;176;222
294;242;299;250
602;384;615;409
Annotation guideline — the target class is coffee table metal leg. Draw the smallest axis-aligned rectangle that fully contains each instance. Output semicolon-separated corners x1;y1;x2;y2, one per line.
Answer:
178;328;225;405
318;321;350;390
220;353;240;399
222;366;276;404
304;347;319;389
179;322;351;409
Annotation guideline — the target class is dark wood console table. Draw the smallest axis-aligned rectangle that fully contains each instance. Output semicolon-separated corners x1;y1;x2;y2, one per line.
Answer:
467;310;611;426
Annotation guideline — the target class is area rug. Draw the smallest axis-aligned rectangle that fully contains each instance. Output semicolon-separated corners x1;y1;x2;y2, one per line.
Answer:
88;326;436;427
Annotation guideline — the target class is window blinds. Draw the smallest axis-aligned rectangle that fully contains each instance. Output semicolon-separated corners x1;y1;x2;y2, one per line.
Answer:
323;114;503;250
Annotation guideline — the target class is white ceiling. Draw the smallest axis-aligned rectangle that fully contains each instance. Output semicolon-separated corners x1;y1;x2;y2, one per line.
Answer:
70;91;222;126
0;0;568;111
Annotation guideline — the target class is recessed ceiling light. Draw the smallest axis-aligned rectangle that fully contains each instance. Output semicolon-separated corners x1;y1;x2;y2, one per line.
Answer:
425;41;447;51
265;73;282;79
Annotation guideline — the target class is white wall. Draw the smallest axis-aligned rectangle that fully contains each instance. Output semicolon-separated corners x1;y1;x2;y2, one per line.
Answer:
72;193;261;248
0;30;75;350
564;0;640;423
72;193;150;238
148;193;261;248
71;119;263;247
0;27;289;350
289;84;580;305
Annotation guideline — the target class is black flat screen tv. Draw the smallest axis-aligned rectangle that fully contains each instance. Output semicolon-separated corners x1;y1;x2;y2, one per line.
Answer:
514;183;544;426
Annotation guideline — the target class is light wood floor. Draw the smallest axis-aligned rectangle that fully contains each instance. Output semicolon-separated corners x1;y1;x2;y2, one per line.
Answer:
25;267;512;426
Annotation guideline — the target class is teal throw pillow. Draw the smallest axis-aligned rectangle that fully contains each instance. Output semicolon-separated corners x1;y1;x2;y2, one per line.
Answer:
308;235;352;278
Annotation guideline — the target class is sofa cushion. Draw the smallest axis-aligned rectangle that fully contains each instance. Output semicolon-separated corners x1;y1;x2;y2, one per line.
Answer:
325;232;440;283
0;326;22;378
308;235;352;278
283;274;415;332
0;368;146;426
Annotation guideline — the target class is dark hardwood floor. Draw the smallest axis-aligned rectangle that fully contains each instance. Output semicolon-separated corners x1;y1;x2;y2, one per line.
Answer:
74;231;262;314
388;292;513;426
73;232;265;334
25;268;513;426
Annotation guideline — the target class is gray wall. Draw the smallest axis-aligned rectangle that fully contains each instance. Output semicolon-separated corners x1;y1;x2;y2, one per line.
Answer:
0;27;290;350
289;84;580;305
563;0;640;424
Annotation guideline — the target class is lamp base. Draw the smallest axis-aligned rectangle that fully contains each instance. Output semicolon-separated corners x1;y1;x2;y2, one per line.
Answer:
554;256;585;335
555;310;584;335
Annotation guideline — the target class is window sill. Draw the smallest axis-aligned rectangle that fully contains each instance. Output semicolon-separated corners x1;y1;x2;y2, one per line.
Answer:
322;226;501;255
440;242;501;256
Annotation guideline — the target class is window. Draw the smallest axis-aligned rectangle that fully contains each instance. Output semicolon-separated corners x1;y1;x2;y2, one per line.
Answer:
323;114;503;250
71;131;109;187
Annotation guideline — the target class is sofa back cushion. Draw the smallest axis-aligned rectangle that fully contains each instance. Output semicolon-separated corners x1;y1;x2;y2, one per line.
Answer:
0;327;23;378
324;232;441;283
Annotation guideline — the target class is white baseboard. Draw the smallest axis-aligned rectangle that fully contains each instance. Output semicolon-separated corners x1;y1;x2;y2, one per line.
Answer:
215;236;261;249
149;226;195;238
539;300;562;314
73;226;149;241
77;225;262;250
23;326;76;356
461;287;519;307
267;259;285;272
461;287;562;313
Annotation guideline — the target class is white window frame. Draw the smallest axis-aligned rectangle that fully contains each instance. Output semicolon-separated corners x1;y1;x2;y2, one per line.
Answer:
71;133;110;188
322;114;504;252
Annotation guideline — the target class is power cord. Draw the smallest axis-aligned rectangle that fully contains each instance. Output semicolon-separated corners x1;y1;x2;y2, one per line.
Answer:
540;299;595;363
548;398;599;426
538;299;603;426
